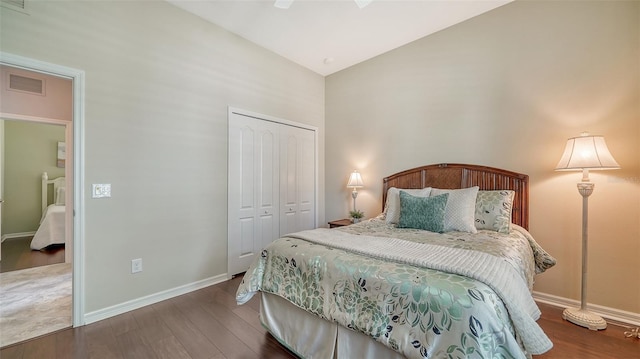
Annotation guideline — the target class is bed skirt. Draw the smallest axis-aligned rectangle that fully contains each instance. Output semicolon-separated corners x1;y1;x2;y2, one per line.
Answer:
260;292;405;359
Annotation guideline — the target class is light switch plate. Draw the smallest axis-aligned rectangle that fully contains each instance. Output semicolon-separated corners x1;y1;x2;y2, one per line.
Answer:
92;184;111;198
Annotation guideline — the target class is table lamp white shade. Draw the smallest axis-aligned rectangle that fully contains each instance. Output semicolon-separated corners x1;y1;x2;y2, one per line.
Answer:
347;171;364;188
555;132;619;330
347;170;364;212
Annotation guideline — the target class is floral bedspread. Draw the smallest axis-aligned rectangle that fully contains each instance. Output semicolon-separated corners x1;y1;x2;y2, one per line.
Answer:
236;219;555;359
339;218;556;290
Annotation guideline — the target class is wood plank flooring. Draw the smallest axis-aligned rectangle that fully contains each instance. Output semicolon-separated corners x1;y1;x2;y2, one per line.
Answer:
1;275;638;358
0;236;65;273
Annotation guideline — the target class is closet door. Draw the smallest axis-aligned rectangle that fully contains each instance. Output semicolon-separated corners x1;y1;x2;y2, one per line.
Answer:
279;125;316;236
228;113;280;276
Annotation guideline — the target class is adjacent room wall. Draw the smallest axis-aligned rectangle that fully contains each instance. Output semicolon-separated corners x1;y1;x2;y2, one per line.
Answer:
0;65;73;121
1;0;325;314
2;120;65;236
326;1;639;314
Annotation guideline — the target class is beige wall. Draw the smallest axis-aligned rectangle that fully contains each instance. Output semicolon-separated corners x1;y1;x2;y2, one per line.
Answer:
326;1;639;313
2;120;65;235
1;1;325;313
2;0;637;321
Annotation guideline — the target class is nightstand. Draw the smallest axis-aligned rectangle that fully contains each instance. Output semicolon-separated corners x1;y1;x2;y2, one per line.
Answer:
328;219;352;228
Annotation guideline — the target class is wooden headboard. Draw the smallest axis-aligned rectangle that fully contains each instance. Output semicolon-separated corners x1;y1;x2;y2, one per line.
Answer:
382;163;529;230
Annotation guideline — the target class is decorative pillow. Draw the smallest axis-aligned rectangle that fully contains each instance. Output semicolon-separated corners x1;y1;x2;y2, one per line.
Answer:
430;186;479;233
54;186;66;206
384;187;432;224
475;190;515;233
397;191;448;233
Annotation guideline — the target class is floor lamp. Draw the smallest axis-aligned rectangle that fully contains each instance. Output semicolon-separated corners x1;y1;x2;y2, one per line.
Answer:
555;132;620;330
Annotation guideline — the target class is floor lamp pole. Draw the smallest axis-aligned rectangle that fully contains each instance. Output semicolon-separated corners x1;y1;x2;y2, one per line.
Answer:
562;181;607;330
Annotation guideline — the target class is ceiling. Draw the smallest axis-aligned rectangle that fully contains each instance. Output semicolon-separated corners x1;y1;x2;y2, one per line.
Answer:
167;0;513;76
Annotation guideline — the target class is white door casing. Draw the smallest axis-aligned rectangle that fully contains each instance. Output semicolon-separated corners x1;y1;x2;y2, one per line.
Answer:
0;51;86;327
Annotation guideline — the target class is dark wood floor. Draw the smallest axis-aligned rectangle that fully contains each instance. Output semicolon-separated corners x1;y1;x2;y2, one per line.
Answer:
2;275;638;359
0;236;65;273
535;304;639;359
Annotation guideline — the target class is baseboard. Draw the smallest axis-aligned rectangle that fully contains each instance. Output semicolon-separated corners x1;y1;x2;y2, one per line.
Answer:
84;273;228;325
533;291;640;327
1;232;36;243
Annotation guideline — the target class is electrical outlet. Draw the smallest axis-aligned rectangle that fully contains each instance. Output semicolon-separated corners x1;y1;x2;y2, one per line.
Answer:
131;258;143;274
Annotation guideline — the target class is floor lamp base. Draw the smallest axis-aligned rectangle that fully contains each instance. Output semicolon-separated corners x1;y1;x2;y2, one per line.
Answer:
562;307;607;330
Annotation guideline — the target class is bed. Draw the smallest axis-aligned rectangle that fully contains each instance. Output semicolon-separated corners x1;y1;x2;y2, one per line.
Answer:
236;163;556;359
30;172;66;250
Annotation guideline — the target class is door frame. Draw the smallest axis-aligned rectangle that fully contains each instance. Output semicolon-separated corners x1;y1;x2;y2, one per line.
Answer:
0;52;86;327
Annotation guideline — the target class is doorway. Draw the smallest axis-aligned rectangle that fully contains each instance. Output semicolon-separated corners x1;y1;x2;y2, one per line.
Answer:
0;52;85;345
1;120;67;272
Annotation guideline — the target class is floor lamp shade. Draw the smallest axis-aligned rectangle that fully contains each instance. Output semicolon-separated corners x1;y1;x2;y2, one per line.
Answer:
556;133;620;174
555;133;619;330
347;170;364;211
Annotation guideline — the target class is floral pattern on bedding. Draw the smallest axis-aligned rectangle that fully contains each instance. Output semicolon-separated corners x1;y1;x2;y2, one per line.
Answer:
239;238;523;359
340;218;556;289
237;219;555;359
236;218;555;358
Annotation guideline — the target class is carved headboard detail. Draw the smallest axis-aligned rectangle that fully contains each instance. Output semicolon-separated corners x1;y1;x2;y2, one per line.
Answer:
382;163;529;230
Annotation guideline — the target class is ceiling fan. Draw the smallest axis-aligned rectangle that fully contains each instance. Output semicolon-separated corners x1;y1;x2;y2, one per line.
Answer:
274;0;373;9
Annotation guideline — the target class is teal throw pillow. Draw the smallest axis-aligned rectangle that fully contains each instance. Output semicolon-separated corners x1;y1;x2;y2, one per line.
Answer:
397;191;449;233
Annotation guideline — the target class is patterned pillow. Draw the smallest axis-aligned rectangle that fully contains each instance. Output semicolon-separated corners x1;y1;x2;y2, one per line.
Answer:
384;187;432;224
397;191;449;233
430;186;479;233
475;190;515;233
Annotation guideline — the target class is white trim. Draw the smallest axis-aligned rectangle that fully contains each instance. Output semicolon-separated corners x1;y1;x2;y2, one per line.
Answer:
1;231;36;242
533;291;640;327
0;51;86;327
229;106;319;133
0;112;69;126
84;273;228;325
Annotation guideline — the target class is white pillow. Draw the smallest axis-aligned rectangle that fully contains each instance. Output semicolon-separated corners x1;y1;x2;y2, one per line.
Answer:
384;187;432;224
430;186;479;233
54;186;66;206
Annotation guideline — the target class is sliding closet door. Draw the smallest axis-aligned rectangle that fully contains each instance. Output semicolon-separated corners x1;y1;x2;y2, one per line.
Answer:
279;125;315;236
228;113;280;276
